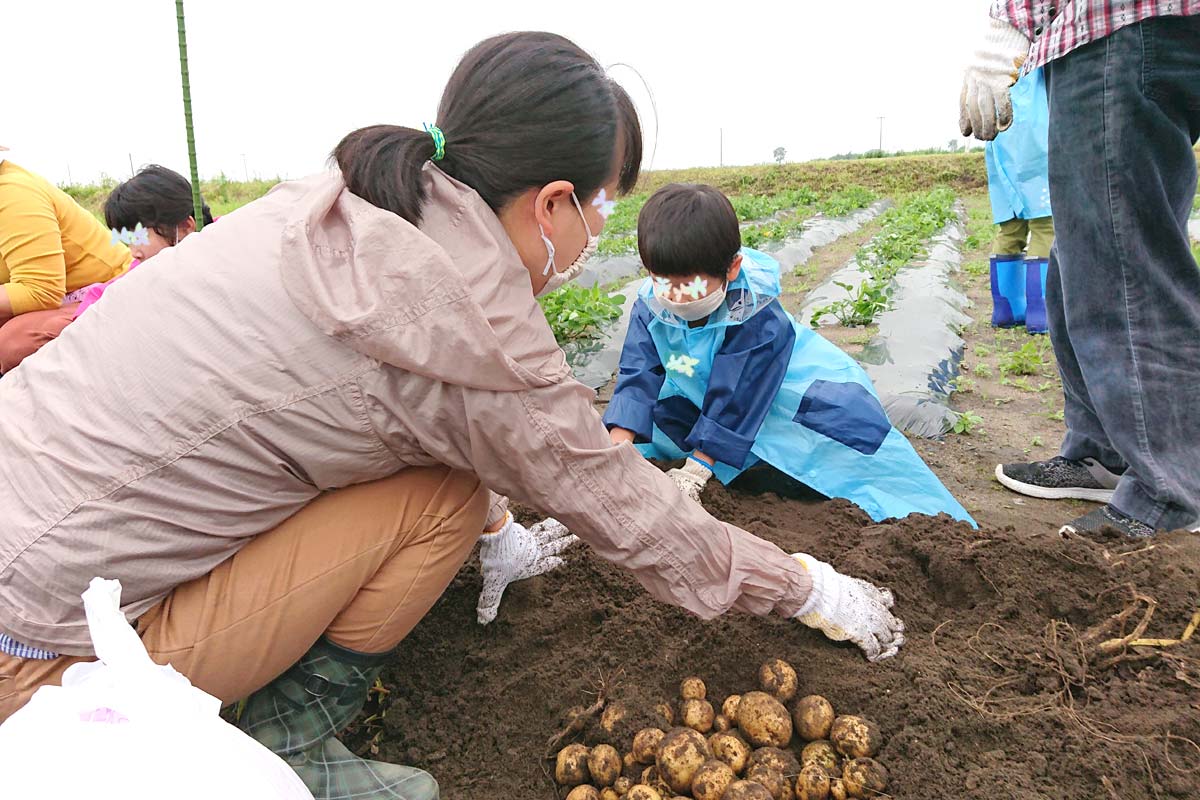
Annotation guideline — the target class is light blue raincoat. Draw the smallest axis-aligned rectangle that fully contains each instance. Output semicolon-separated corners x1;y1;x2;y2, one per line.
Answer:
602;248;975;525
985;67;1052;224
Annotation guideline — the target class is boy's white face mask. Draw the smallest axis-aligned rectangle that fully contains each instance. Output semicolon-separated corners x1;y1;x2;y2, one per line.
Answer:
536;193;598;297
654;276;727;321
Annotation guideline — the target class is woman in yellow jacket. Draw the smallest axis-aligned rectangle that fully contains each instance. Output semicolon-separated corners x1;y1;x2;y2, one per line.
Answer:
0;148;131;372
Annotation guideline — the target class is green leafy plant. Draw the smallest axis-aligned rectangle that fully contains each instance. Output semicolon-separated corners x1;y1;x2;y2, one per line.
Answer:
999;339;1050;376
817;185;877;217
810;280;889;328
537;284;625;344
973;363;993;378
952;410;984;435
951;376;977;394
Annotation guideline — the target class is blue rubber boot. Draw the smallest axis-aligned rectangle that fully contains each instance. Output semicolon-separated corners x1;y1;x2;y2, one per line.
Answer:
989;255;1027;327
1024;257;1049;334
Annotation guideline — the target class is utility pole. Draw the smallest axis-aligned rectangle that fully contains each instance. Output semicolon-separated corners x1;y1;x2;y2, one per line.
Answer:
876;116;885;153
128;153;135;177
719;128;724;167
241;153;249;182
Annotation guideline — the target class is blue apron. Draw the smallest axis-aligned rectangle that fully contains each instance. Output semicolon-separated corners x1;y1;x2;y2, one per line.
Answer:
986;67;1052;224
629;249;975;526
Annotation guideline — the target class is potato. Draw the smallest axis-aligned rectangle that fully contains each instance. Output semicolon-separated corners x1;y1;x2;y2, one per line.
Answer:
600;703;628;736
842;758;889;798
747;763;788;800
714;714;732;732
691;759;736;800
793;696;835;742
709;731;752;775
632;728;665;764
829;716;882;759
599;789;620;800
566;787;600;800
613;776;632;795
562;704;590;734
681;698;716;733
722;694;742;724
796;764;832;800
680;676;707;701
800;741;840;776
655;727;711;795
724;780;775;800
622;751;642;781
758;658;798;703
748;746;800;777
829;777;848;800
654;701;675;727
556;744;592;786
626;786;662;800
736;691;793;748
588;744;621;788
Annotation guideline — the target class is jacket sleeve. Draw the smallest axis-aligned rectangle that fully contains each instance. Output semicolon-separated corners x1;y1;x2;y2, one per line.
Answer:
687;301;795;469
0;180;68;314
383;373;813;620
601;298;664;442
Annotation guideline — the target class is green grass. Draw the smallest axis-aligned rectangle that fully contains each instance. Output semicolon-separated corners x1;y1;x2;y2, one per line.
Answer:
61;172;279;221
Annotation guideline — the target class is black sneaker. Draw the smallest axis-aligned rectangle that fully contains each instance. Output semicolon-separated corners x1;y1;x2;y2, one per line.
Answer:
1060;505;1155;538
995;456;1124;502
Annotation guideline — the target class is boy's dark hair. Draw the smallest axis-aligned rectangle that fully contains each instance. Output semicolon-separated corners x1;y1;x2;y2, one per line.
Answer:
637;184;740;279
104;164;213;237
333;31;642;226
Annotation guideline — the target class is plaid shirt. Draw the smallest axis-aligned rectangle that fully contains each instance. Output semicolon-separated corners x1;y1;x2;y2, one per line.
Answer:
993;0;1200;69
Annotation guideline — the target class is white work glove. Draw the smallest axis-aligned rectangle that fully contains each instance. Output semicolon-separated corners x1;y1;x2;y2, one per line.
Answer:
959;17;1031;140
791;553;906;662
476;514;579;625
666;458;713;502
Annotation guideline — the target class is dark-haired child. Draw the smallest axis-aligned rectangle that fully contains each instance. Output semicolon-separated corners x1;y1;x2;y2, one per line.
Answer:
73;165;214;318
604;183;974;524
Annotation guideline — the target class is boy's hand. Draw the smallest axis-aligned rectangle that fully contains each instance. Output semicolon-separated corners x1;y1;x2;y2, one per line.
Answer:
666;458;713;502
609;427;636;446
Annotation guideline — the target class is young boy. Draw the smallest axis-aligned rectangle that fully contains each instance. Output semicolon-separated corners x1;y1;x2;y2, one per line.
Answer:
603;183;974;525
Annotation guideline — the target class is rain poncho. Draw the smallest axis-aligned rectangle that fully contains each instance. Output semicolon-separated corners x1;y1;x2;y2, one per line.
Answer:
603;248;975;525
985;67;1052;225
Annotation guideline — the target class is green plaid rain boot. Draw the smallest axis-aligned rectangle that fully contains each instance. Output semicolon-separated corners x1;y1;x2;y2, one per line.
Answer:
238;637;438;800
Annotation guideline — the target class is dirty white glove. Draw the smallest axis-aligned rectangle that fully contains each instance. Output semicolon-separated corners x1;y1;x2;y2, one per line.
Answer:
791;553;906;662
959;17;1031;140
476;515;579;625
666;458;713;502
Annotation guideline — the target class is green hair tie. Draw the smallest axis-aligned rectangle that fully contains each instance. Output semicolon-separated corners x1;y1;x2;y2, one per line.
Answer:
423;123;446;162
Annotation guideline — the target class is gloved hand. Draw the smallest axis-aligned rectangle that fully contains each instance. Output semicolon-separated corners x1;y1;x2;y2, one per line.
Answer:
666;458;713;502
959;17;1031;140
791;553;906;662
476;514;579;625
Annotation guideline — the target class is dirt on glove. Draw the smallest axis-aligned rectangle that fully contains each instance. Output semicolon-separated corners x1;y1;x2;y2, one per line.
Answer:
349;484;1200;799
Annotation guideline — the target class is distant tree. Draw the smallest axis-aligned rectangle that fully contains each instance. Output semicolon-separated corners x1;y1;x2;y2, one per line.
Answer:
773;147;787;165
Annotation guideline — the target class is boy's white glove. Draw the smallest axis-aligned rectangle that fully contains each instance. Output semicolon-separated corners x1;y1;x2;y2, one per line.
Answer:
477;515;579;625
959;17;1031;140
792;553;906;662
666;458;713;502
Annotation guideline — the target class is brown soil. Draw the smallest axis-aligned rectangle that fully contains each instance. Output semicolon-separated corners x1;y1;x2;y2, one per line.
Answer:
359;490;1200;799
346;190;1200;799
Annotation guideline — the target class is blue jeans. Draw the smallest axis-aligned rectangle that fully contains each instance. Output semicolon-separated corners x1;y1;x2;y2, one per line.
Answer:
1045;16;1200;529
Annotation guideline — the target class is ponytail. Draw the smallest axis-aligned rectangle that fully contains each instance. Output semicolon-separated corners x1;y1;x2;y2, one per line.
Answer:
333;32;642;226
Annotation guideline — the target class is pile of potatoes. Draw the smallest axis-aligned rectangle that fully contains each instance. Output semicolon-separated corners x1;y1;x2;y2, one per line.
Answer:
553;659;889;800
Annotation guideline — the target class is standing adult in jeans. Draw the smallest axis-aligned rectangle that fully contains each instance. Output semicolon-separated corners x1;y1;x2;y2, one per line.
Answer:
960;1;1200;536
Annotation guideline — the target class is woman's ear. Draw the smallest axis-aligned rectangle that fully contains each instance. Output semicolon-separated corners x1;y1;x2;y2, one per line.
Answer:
533;180;576;238
181;216;197;236
727;253;743;283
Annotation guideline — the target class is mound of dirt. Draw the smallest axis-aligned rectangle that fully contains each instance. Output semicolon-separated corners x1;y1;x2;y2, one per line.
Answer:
352;485;1200;799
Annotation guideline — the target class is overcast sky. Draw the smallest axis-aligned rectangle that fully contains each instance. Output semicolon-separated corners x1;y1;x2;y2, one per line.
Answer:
6;1;988;186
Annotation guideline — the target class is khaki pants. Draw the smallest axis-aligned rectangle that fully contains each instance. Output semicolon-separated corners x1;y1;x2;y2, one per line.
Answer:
0;304;78;373
993;216;1056;259
0;466;488;722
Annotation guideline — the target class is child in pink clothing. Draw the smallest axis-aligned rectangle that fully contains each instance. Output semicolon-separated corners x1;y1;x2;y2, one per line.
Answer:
75;164;214;319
